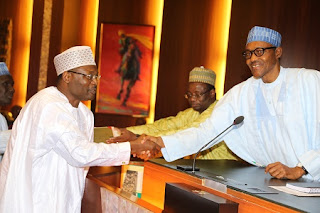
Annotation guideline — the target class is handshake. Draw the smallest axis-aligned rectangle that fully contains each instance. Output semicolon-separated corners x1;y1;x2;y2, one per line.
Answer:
106;128;164;160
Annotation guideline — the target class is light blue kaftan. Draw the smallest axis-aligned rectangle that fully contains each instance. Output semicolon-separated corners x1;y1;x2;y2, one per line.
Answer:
162;67;320;181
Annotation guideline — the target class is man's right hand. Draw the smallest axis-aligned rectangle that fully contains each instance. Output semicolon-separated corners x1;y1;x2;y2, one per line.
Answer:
106;128;137;143
130;135;161;161
141;135;165;148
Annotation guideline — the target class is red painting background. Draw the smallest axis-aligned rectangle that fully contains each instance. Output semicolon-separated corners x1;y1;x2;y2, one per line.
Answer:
96;23;154;116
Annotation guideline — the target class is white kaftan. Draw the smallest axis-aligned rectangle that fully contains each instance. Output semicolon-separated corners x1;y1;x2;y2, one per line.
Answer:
0;87;130;212
162;67;320;181
0;113;8;131
0;114;10;159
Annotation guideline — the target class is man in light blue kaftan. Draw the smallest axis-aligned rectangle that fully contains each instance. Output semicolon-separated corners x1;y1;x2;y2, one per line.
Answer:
147;26;320;181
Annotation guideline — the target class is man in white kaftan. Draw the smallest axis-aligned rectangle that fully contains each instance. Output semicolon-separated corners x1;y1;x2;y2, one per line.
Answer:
0;62;14;161
0;46;160;212
146;26;320;181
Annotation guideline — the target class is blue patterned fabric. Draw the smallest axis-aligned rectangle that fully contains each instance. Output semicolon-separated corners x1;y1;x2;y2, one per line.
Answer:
246;26;282;47
0;62;10;76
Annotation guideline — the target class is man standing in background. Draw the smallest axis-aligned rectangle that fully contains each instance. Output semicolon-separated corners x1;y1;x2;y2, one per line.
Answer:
0;62;14;161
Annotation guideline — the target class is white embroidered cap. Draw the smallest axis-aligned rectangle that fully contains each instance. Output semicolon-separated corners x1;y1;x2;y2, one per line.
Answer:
53;46;96;76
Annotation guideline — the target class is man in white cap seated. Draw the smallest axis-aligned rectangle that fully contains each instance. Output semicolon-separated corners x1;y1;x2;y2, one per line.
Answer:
108;66;239;160
0;46;160;212
0;62;15;161
140;26;320;181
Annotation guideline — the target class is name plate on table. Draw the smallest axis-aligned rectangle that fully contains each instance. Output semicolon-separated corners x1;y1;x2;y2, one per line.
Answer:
202;178;227;193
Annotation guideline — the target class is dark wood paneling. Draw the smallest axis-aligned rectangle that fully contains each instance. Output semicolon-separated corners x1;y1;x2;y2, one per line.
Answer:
27;0;44;100
27;0;64;99
225;0;320;93
155;0;217;120
0;0;14;16
46;0;64;87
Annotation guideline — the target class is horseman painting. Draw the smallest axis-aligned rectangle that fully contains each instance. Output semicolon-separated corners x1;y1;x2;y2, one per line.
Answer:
96;23;155;116
116;32;142;106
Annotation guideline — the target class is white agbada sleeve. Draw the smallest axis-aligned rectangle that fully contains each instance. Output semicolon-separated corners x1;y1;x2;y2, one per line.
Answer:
293;69;320;179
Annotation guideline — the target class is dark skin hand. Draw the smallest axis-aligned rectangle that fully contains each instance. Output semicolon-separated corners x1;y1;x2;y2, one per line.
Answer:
135;135;165;160
265;162;306;180
109;134;161;161
106;128;137;143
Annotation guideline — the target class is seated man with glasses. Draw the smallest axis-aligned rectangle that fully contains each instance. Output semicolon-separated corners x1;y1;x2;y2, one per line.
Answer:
107;66;239;160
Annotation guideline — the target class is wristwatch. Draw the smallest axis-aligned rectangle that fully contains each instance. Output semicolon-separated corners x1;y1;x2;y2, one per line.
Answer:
297;163;308;175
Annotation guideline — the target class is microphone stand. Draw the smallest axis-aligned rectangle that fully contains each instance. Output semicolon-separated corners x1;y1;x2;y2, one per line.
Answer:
191;116;244;173
191;123;234;173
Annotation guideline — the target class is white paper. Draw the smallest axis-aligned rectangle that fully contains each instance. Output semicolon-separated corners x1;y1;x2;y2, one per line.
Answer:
269;186;320;197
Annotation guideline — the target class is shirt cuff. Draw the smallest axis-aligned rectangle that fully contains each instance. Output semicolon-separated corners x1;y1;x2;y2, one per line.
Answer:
114;142;131;165
299;150;320;179
161;135;184;162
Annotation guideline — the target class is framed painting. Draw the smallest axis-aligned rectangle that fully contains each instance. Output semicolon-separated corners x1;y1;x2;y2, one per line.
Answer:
96;23;155;116
0;18;12;67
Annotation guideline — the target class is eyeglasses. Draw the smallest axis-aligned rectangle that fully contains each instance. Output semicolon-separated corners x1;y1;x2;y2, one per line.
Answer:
242;47;276;59
184;89;211;99
68;70;101;81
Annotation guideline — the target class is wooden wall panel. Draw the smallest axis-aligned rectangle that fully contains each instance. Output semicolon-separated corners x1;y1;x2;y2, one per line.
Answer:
155;0;216;120
225;0;320;92
27;0;64;100
27;0;44;100
45;0;64;88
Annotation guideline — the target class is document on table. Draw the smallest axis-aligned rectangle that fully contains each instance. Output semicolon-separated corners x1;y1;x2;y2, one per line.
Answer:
269;186;320;197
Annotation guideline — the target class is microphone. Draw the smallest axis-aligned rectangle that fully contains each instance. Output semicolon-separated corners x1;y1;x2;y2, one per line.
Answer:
177;116;244;173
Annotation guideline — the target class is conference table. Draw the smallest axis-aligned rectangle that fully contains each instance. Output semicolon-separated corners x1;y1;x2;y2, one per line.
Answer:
141;159;319;213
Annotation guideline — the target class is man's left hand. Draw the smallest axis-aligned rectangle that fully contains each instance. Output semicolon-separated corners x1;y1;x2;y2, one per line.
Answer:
265;162;305;180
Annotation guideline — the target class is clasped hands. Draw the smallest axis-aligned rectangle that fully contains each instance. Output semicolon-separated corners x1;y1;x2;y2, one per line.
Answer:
106;128;162;160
